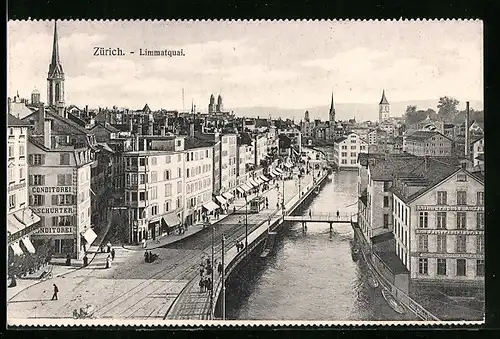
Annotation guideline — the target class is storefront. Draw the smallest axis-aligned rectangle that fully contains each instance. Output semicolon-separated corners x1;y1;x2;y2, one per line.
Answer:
162;212;182;234
202;201;220;222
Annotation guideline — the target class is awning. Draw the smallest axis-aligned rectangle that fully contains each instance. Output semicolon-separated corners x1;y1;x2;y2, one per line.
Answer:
8;214;25;235
203;201;219;212
260;175;270;182
10;242;23;256
271;169;282;176
236;187;246;194
22;237;36;254
222;192;234;200
215;195;227;205
14;208;41;228
284;163;293;168
275;168;284;173
268;172;276;178
81;228;98;246
254;178;264;185
241;184;252;192
163;213;181;227
249;178;260;187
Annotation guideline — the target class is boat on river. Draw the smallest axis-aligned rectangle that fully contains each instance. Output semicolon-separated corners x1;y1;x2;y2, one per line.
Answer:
381;289;405;314
351;248;360;261
367;275;379;288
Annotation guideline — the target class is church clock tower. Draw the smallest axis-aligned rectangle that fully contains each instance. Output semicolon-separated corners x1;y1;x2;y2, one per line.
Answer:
47;21;65;117
329;92;335;123
379;89;390;122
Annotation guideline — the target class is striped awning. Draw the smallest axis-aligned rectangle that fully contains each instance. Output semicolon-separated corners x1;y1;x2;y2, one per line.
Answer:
242;184;253;191
249;178;260;187
203;201;219;212
275;168;284;173
271;169;282;176
163;213;181;227
8;214;24;235
254;177;264;185
284;163;293;168
10;242;23;256
216;195;227;205
222;192;234;200
22;237;36;254
259;175;270;182
268;172;276;178
237;187;246;194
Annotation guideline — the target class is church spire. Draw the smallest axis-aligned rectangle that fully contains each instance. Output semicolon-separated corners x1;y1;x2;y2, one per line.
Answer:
330;92;334;111
379;89;389;105
48;20;64;78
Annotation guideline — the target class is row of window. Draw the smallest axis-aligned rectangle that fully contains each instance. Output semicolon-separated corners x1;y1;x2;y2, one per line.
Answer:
418;211;484;230
417;234;484;254
340;159;358;165
418;258;484;277
29;153;90;166
8;167;25;184
340;152;358;158
437;191;484;206
8;144;25;158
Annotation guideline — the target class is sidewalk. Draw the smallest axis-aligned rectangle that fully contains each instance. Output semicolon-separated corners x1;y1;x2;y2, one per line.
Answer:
7;209;114;302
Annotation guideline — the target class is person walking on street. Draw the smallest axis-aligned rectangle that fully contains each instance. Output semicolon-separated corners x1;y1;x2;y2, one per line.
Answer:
106;242;112;253
309;210;312;218
106;255;112;269
336;210;340;219
111;248;116;261
199;279;204;293
218;262;223;276
142;238;147;249
51;284;59;300
83;254;89;267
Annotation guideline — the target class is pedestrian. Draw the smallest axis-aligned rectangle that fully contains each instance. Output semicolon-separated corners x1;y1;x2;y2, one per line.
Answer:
236;243;239;252
142;238;147;249
83;254;89;267
309;210;312;218
204;278;209;293
145;251;150;263
199;279;204;293
208;278;213;293
107;242;112;253
106;255;111;269
336;210;340;219
200;266;204;277
111;248;116;261
51;284;59;300
218;262;223;276
65;253;71;266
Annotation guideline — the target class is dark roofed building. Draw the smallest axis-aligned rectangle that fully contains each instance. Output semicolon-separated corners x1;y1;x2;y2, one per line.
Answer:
404;130;453;157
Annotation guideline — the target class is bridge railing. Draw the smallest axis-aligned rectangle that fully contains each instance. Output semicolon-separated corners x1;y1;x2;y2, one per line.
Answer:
285;212;357;221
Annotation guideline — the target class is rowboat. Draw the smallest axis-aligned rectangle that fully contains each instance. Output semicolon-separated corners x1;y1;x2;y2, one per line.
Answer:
381;289;405;314
367;275;379;288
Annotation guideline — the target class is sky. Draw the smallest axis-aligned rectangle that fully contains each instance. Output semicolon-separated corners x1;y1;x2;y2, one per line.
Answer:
8;20;483;113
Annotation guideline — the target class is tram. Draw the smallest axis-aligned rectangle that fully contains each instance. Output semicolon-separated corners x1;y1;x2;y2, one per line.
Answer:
249;196;266;213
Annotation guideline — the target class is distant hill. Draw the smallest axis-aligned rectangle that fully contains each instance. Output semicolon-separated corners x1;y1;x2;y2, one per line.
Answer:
232;99;483;123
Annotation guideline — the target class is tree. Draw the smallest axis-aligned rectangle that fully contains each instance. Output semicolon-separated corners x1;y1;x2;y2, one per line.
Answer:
437;96;460;122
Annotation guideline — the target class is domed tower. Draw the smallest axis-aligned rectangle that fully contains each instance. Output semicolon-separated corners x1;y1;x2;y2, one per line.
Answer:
208;94;215;114
379;89;390;122
31;89;41;105
47;20;66;117
216;95;223;113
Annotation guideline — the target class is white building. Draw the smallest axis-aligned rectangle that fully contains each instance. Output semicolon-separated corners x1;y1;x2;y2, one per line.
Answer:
8;115;41;257
333;132;368;169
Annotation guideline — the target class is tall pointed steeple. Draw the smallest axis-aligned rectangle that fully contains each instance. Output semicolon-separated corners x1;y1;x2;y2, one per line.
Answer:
379;89;389;105
328;92;335;123
47;20;65;113
48;21;64;78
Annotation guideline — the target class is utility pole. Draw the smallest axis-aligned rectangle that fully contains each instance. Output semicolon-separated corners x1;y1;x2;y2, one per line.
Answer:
282;170;285;215
245;194;248;254
221;234;226;320
210;223;214;319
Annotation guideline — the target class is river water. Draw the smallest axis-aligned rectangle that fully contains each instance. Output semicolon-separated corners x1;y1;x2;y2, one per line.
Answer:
226;171;417;321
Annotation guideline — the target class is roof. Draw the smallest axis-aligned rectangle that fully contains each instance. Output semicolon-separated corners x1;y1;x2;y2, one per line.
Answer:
23;107;91;136
375;251;409;275
379;90;389;105
405;130;451;142
184;137;214;150
371;232;394;244
334;137;347;143
358;152;385;167
8;114;30;126
90;122;120;133
238;132;253;146
369;154;419;180
476;153;484;161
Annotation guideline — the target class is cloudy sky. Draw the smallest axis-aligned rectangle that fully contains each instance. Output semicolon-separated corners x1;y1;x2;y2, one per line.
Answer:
8;20;482;113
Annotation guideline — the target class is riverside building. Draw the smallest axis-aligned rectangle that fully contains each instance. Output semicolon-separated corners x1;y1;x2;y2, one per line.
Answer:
123;135;186;243
8;115;41;256
391;159;484;285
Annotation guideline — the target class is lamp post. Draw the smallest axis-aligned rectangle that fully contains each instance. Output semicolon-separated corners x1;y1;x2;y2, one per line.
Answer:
281;171;285;215
210;221;214;319
245;192;249;254
221;234;226;320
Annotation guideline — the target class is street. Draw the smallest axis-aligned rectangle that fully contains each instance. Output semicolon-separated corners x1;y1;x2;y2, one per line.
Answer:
8;172;317;320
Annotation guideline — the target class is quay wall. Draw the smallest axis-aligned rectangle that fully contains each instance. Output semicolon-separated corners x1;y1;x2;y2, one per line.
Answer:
212;173;329;316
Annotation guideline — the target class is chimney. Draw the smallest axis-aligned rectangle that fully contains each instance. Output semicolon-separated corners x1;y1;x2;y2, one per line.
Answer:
190;123;195;137
465;101;470;160
44;118;52;149
129;117;133;132
38;103;45;134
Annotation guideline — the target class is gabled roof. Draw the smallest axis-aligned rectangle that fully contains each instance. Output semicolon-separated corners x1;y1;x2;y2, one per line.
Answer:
405;130;451;142
8;114;30;126
90;122;120;133
23;108;91;136
184;137;214;150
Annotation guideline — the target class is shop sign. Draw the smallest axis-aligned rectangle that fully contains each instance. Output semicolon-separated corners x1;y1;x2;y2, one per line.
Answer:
37;226;75;235
31;186;73;193
415;205;484;212
32;207;74;214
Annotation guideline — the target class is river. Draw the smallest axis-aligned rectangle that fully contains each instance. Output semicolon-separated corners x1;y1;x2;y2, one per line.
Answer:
225;171;418;321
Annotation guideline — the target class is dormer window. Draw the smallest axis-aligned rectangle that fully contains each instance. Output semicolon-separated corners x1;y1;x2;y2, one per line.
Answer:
457;174;467;182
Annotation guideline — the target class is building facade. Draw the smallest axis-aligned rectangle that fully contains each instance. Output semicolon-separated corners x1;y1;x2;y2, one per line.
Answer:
8;115;42;256
403;131;453;157
333;132;368;169
392;167;484;284
220;134;237;196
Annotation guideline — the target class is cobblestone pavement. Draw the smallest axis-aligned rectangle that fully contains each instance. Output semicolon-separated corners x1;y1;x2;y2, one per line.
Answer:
8;171;319;320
